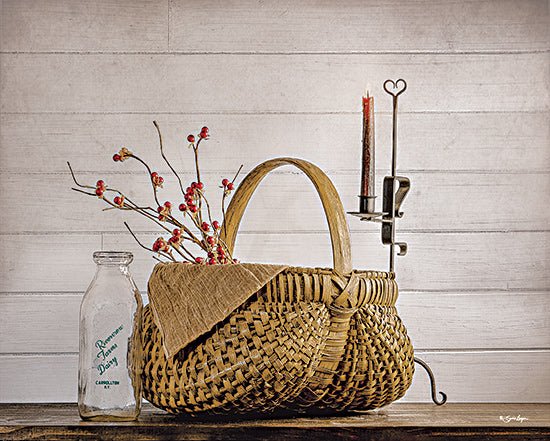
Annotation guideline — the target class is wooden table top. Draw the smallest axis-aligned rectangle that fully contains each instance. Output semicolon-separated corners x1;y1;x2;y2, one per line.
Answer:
1;402;549;440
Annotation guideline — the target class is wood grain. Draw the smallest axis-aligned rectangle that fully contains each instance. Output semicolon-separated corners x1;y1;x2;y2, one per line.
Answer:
2;0;548;54
0;354;78;403
2;112;548;174
1;291;548;354
0;231;547;293
398;291;550;350
225;230;550;291
0;0;168;52
169;0;550;53
404;350;550;403
2;171;548;233
1;53;548;113
1;402;549;427
1;403;549;441
0;234;101;293
1;351;549;403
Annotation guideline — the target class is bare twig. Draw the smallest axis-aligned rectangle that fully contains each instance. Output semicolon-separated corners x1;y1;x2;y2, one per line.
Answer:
231;164;244;184
124;222;176;262
68;162;94;190
125;153;161;207
175;242;198;262
221;164;243;240
71;187;96;196
154;120;186;196
193;139;202;184
201;191;215;228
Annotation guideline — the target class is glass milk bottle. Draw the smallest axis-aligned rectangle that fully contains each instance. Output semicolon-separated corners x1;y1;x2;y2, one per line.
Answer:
78;251;143;421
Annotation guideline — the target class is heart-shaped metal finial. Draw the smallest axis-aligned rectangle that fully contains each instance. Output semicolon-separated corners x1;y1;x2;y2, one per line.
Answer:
383;79;407;97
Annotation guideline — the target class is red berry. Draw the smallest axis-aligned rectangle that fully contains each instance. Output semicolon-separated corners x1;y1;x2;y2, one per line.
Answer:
199;131;208;139
207;236;215;245
212;221;220;230
202;126;208;133
157;206;163;212
202;222;209;231
189;205;198;213
208;258;216;265
196;182;204;190
164;201;172;208
222;178;229;186
173;229;181;236
158;176;164;184
95;188;104;196
187;134;195;143
179;203;187;211
112;154;121;162
151;172;158;178
154;238;167;252
113;196;122;205
195;257;204;264
96;180;104;188
227;183;234;190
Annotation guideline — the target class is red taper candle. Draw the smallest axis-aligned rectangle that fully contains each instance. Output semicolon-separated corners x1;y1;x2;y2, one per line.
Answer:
360;92;375;212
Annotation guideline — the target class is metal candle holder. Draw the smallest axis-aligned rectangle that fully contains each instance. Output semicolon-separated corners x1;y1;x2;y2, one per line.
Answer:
349;78;411;273
349;79;447;406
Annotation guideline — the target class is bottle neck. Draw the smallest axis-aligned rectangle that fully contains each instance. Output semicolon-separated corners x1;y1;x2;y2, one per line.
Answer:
95;263;130;275
93;251;133;267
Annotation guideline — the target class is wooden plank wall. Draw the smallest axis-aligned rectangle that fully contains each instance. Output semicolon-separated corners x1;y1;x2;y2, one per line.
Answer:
0;0;548;404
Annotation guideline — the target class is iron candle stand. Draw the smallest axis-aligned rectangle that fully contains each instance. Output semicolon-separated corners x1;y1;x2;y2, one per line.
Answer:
349;78;411;273
349;79;447;406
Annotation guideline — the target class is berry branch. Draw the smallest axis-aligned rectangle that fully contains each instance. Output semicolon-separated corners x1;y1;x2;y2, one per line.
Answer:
154;120;186;197
69;122;242;265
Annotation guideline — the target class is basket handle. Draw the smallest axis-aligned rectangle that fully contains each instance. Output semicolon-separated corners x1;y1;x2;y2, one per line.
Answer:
220;157;353;274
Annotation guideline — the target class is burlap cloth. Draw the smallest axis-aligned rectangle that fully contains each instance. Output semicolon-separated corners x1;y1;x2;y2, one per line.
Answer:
147;262;288;359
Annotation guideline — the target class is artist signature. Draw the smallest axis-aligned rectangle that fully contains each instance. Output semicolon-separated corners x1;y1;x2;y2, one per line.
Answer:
500;415;529;423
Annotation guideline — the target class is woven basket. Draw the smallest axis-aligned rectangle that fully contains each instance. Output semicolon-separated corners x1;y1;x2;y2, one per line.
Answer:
141;158;415;414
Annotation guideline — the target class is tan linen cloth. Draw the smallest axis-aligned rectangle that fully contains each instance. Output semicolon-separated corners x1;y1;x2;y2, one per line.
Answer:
147;262;289;359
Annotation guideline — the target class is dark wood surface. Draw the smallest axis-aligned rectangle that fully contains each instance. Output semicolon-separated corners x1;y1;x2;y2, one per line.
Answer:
0;403;549;440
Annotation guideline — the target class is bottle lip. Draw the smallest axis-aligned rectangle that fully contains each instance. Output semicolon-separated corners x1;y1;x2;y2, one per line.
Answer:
93;251;133;265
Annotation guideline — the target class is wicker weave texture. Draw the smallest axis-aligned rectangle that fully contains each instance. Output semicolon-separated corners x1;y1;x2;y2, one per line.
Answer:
141;158;414;414
142;267;414;414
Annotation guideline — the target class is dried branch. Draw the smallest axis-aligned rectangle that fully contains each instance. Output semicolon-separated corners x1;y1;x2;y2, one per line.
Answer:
124;222;176;262
70;123;237;265
154;120;186;196
68;162;94;190
125;153;161;208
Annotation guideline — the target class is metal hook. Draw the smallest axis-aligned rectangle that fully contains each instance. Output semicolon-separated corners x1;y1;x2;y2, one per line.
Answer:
383;79;407;97
414;357;447;405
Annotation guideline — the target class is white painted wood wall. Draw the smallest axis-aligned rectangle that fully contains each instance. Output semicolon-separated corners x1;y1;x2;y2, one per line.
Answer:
1;0;548;404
